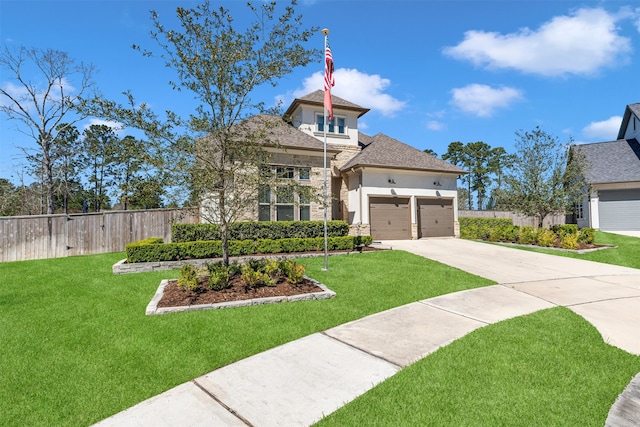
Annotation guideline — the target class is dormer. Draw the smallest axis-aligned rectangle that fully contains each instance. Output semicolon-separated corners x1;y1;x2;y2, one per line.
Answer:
283;90;369;148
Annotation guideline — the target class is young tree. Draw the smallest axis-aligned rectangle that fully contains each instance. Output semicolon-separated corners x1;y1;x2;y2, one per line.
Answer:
84;1;318;265
0;46;97;214
499;126;588;227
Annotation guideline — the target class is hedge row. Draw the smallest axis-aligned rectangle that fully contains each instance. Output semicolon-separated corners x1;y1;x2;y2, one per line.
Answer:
460;217;595;249
172;220;350;243
125;235;373;263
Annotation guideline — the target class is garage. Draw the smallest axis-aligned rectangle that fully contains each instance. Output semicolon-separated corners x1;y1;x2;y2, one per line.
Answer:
418;198;454;237
369;197;410;240
598;189;640;231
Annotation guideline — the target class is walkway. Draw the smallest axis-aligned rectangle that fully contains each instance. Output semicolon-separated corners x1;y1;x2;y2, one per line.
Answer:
94;238;640;427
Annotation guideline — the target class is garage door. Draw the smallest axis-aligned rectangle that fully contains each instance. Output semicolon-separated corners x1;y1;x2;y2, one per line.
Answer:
418;198;454;237
599;189;640;231
369;197;410;240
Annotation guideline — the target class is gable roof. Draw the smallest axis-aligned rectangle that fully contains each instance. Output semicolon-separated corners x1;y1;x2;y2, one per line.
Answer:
574;138;640;184
617;103;640;140
239;114;340;153
283;90;370;118
340;133;467;174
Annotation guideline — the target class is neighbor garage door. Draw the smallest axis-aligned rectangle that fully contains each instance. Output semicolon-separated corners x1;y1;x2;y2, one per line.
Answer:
598;189;640;231
418;198;454;237
369;197;410;240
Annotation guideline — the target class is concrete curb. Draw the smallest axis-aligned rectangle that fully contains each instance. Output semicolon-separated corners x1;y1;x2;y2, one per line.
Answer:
145;277;336;315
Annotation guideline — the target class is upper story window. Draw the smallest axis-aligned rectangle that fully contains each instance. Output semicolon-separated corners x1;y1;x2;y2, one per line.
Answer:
316;114;346;135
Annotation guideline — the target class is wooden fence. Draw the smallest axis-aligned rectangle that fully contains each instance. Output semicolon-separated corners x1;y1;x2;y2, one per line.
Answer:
459;210;569;228
0;208;199;263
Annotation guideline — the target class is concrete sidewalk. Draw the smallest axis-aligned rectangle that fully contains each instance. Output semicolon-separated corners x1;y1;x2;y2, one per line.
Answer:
95;238;640;427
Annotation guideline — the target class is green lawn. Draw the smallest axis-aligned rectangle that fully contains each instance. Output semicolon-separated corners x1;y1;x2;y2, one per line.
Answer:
503;231;640;269
0;250;492;426
315;307;640;426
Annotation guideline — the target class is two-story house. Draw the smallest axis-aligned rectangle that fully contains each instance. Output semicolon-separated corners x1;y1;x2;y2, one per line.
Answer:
205;90;467;240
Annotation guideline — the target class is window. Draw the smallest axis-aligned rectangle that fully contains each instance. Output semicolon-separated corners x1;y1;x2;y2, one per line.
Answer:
258;167;314;221
575;203;584;220
258;186;271;221
316;114;346;135
299;167;310;180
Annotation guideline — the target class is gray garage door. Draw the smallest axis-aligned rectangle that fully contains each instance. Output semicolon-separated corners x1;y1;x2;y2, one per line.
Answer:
369;197;411;240
418;198;454;237
599;189;640;231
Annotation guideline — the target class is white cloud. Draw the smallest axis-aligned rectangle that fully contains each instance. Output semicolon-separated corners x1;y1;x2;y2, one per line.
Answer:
291;68;407;117
426;120;446;131
450;84;523;117
443;8;633;77
83;118;124;135
582;116;621;139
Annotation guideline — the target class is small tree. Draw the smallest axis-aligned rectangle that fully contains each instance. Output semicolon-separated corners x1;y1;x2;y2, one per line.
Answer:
83;1;318;265
499;126;588;227
0;46;97;214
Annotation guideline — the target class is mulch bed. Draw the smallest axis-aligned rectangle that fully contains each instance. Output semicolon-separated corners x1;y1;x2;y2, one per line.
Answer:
157;275;324;308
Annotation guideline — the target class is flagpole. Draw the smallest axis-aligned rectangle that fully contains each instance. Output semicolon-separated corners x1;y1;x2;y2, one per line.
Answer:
322;28;329;271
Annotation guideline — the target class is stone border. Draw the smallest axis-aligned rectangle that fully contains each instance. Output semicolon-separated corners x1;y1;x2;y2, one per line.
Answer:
145;277;336;316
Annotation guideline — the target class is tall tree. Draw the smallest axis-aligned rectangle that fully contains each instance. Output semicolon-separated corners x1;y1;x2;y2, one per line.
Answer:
499;126;588;227
51;124;83;213
81;124;117;212
84;1;318;265
0;46;97;214
442;141;473;209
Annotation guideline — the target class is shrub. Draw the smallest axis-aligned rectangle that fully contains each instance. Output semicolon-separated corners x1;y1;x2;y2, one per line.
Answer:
560;233;579;250
206;262;231;291
536;228;557;247
280;259;306;285
241;265;264;288
551;224;578;238
177;264;198;291
459;217;513;240
171;220;350;242
518;226;536;245
578;228;595;244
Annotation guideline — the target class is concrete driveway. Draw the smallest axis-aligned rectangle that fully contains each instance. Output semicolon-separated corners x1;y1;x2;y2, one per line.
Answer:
385;238;640;355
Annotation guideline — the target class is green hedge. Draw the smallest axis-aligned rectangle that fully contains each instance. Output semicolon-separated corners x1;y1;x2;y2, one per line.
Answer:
171;220;350;243
459;216;595;247
125;235;372;263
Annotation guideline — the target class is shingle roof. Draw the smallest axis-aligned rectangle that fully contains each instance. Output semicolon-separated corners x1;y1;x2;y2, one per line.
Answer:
283;90;370;118
617;103;640;140
237;114;340;153
574;138;640;184
340;133;467;174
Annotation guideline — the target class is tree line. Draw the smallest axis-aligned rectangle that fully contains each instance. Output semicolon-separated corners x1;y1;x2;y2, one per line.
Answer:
427;126;587;228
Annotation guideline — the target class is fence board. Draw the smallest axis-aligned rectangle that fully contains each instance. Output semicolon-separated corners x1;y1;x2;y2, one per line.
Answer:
458;210;569;228
0;208;199;262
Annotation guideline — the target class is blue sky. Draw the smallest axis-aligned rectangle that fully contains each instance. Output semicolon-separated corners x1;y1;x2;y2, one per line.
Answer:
2;0;640;184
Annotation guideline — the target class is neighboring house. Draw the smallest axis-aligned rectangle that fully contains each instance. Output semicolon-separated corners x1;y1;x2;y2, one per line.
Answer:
204;90;466;239
574;103;640;231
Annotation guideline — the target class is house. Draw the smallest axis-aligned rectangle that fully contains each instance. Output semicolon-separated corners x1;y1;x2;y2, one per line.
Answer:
574;103;640;231
205;90;466;240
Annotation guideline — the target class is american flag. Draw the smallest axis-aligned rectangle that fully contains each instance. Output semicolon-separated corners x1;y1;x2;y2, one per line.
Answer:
324;40;335;120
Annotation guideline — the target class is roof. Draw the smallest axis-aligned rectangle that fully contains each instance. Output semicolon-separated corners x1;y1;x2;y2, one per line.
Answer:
238;114;340;153
340;133;467;174
617;103;640;140
574;138;640;184
283;90;370;118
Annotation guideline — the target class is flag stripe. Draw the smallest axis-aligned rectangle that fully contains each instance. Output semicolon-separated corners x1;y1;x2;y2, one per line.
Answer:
324;40;335;120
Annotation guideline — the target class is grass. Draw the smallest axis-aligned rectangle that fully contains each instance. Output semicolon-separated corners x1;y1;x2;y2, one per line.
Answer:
500;231;640;269
0;250;492;426
315;308;640;426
